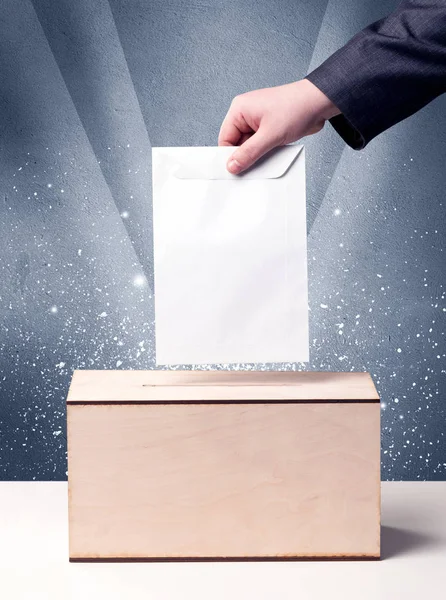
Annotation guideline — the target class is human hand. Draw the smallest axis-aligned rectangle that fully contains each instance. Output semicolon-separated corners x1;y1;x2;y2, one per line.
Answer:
218;79;340;174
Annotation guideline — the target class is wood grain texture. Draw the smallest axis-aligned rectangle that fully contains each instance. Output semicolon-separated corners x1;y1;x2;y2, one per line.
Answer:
67;401;380;560
67;370;379;403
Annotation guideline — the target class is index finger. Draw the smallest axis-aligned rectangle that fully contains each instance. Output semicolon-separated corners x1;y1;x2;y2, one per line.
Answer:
218;109;243;146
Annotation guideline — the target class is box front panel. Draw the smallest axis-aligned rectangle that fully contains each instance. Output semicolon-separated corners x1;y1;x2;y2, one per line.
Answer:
68;402;380;559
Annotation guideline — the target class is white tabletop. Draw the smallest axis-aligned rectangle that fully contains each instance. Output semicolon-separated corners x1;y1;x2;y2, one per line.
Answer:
1;482;445;600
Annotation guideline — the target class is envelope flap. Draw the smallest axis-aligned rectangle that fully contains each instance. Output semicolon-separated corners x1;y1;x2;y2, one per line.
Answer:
173;144;304;180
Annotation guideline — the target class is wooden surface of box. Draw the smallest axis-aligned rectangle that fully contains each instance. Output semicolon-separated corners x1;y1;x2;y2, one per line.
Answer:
67;370;381;560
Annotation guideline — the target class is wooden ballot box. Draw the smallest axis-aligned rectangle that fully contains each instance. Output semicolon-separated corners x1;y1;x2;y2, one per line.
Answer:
67;370;381;560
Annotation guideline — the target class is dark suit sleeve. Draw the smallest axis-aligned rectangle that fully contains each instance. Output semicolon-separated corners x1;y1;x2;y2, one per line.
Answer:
306;0;446;149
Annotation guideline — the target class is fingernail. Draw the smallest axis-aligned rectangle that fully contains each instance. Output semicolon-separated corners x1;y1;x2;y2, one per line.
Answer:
227;158;242;174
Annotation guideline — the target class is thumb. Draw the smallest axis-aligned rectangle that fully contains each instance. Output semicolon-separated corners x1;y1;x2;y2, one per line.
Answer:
227;129;279;174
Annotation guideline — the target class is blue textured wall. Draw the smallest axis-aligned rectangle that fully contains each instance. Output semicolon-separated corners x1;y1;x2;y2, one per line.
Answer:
0;0;445;480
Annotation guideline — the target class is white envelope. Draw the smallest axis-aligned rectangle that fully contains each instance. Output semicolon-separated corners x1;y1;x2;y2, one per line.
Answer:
152;144;308;365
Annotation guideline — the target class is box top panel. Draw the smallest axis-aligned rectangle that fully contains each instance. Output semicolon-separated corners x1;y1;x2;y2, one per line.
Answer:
67;371;379;403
